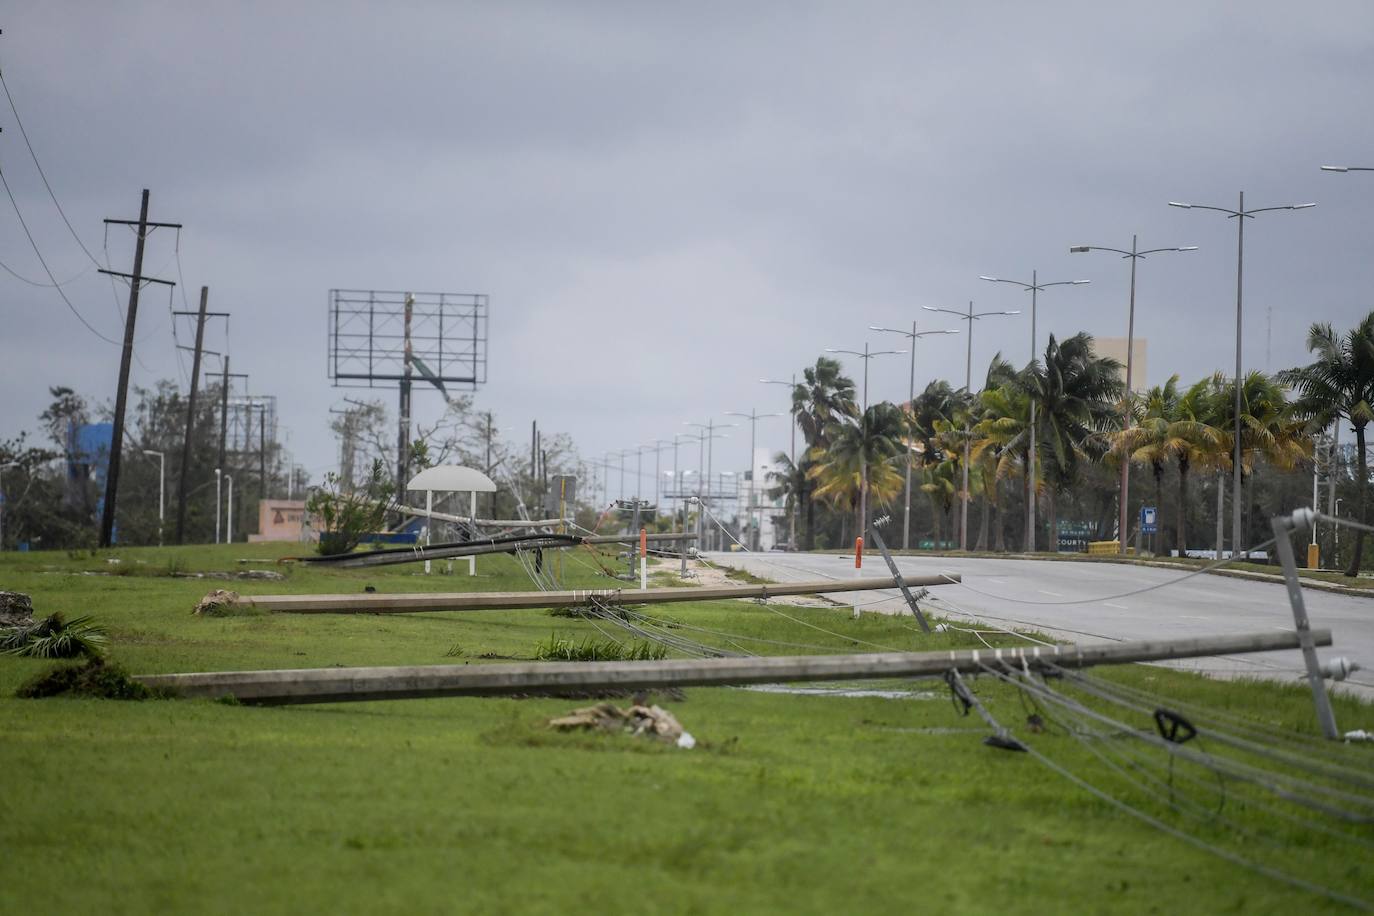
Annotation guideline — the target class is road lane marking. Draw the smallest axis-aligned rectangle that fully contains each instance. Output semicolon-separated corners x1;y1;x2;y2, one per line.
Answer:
1037;589;1063;598
1104;602;1128;609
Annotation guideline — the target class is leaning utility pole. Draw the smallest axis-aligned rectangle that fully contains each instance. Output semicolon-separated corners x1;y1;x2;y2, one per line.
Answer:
97;190;179;547
173;287;226;543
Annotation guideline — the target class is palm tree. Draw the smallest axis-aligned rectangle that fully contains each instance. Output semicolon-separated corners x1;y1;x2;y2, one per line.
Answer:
792;357;858;549
765;451;805;548
807;402;905;538
971;381;1035;551
1114;376;1222;556
1020;333;1123;551
1279;314;1374;575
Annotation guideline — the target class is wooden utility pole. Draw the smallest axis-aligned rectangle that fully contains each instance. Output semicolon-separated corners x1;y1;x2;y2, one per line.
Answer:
173;288;227;544
97;190;179;547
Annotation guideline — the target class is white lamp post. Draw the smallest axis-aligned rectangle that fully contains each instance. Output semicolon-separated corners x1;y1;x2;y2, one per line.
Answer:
979;273;1090;551
869;322;960;549
1168;194;1314;557
824;343;906;542
1069;238;1196;553
143;449;166;547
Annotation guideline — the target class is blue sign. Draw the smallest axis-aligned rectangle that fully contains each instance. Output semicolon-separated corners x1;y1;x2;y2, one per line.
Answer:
1140;506;1158;535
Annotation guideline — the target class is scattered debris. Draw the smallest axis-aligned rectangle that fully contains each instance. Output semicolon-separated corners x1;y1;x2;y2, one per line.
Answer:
172;570;286;581
548;701;695;747
193;589;243;616
0;591;35;628
17;657;171;700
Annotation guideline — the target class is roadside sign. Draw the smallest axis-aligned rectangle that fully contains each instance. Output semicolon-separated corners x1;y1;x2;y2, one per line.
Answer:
1140;506;1158;535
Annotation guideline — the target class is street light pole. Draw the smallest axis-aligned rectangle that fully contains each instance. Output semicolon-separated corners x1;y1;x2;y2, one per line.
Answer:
143;449;166;547
919;304;1018;551
725;409;783;550
1070;237;1196;554
214;468;222;544
1169;194;1314;557
979;273;1090;551
686;420;735;551
824;343;905;543
870;322;960;550
224;474;234;545
760;376;799;550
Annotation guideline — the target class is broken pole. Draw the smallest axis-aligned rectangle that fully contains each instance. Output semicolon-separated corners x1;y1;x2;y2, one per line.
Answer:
139;628;1330;705
227;574;957;615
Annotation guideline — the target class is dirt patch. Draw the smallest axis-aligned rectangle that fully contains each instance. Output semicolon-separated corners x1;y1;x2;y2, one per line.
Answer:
680;558;840;609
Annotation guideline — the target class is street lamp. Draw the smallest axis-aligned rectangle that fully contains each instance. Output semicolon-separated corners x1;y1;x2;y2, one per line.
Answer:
224;473;234;545
919;304;1020;551
214;468;222;544
0;461;20;552
824;343;906;541
143;449;166;547
869;323;960;550
685;420;734;550
724;409;784;550
1070;238;1197;554
979;273;1090;551
760;376;800;550
1169;194;1315;557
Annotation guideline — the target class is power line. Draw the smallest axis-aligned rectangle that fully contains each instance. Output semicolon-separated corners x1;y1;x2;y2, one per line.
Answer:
0;67;104;270
0;157;119;344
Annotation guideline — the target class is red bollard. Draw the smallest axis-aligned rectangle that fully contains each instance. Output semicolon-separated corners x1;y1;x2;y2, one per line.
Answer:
854;536;863;569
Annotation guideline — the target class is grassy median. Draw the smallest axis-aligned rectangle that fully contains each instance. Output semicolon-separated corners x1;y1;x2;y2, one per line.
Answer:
1;543;1371;914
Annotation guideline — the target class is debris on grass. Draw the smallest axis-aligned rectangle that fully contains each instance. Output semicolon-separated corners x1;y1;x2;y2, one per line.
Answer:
16;657;172;700
0;590;35;628
548;702;695;748
1;612;108;659
193;589;245;616
534;635;668;662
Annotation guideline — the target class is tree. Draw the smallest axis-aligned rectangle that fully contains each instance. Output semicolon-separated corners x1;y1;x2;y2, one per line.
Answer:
1020;333;1123;551
1216;371;1310;555
972;382;1035;551
806;402;905;539
1279;314;1374;575
791;357;858;549
765;450;805;549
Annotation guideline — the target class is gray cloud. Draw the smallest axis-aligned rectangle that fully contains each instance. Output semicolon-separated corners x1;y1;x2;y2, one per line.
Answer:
2;1;1372;483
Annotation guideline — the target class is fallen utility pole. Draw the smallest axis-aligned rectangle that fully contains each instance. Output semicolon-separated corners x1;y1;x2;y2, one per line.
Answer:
227;574;953;614
138;628;1328;705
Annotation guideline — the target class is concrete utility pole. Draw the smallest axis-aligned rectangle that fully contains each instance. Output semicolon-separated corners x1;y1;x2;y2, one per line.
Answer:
980;272;1089;551
259;403;268;503
143;450;165;546
1169;194;1314;558
208;360;247;540
173;287;227;544
97;189;180;547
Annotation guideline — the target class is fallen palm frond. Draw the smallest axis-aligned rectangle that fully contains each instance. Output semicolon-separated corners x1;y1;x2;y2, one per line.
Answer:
534;635;668;662
1;612;107;659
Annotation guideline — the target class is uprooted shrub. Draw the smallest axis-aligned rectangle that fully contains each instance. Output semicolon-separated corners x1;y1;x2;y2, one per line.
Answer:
16;657;173;700
1;612;107;659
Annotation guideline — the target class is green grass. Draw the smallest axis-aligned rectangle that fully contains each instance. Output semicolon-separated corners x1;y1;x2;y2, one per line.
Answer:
1;543;1371;914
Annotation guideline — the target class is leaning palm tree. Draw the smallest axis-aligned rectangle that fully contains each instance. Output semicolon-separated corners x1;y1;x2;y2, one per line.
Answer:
1278;314;1374;576
792;357;858;548
807;402;905;538
971;381;1035;551
1020;333;1123;551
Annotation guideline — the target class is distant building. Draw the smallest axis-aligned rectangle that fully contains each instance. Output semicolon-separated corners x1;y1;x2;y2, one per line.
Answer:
1095;337;1148;392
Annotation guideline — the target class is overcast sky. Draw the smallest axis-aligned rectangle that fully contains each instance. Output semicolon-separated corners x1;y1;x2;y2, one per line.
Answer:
2;2;1373;489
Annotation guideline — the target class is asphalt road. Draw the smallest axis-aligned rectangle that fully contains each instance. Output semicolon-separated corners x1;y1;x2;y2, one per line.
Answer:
703;550;1374;704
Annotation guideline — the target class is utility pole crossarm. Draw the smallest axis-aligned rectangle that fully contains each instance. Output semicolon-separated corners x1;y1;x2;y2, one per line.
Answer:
97;268;175;287
103;218;184;229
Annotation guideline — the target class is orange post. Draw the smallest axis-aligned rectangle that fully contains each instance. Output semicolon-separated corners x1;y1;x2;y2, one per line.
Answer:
855;536;863;569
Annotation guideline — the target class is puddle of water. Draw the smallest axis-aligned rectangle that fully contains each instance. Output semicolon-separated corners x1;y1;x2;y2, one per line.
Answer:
743;685;939;700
